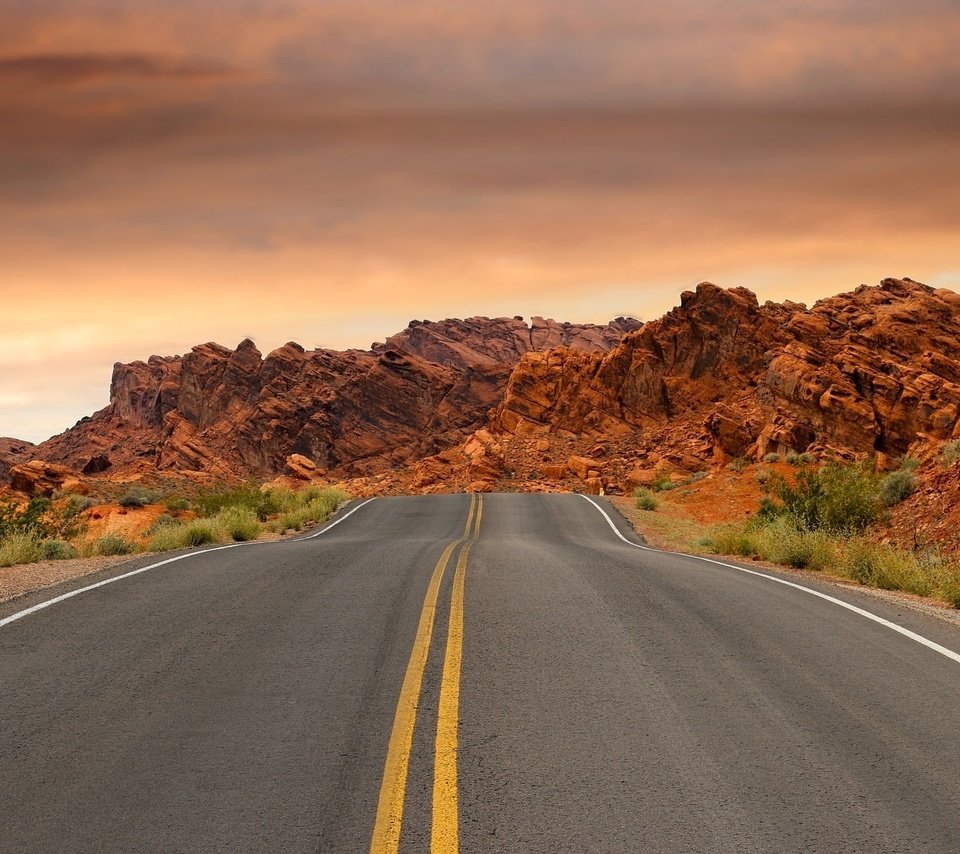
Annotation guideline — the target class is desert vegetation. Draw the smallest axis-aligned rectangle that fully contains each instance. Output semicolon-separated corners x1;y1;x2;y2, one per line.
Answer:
702;458;960;607
0;484;348;569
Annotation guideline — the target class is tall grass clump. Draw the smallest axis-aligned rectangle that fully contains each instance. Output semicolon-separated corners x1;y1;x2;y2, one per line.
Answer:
93;534;139;556
879;467;917;507
941;439;960;467
0;532;43;567
840;540;934;597
753;517;836;570
634;488;658;511
147;524;189;553
268;488;348;532
41;539;78;560
706;524;759;557
214;506;261;542
181;519;227;546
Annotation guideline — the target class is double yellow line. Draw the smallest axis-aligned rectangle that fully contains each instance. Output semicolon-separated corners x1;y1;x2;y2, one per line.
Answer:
370;493;483;854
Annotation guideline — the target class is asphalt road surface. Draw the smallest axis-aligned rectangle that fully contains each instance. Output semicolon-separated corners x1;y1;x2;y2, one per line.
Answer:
3;493;960;853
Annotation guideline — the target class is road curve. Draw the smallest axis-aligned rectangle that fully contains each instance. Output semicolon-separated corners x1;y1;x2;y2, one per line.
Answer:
2;493;960;853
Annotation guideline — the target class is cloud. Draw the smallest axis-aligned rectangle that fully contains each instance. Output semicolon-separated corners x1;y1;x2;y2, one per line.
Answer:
0;52;227;85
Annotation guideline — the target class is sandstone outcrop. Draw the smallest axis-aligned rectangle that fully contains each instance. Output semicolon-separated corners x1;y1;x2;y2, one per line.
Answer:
494;278;960;470
0;438;34;482
28;316;638;482
8;460;80;497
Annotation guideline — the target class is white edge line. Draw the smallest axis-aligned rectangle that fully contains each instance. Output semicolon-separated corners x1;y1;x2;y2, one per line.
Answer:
0;497;377;631
579;494;960;667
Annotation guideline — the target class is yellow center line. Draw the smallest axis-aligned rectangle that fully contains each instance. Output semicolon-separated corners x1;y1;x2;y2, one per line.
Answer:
369;493;477;854
432;493;483;854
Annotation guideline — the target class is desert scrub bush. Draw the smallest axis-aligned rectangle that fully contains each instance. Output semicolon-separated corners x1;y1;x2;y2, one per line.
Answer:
0;497;52;539
705;523;759;557
726;457;749;473
879;468;916;506
93;534;139;556
268;489;348;532
755;466;772;486
940;439;960;467
180;519;227;547
147;524;186;552
165;496;190;513
753;518;836;570
214;506;261;542
192;483;268;519
118;489;150;509
634;488;658;511
146;514;178;536
839;540;934;597
0;532;43;567
41;539;78;560
762;452;781;463
764;462;881;534
936;568;960;608
650;474;675;492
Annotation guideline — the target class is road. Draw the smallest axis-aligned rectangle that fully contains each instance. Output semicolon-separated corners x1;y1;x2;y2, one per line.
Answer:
2;493;960;853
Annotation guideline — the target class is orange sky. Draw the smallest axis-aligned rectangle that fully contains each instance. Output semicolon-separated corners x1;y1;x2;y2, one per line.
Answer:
2;0;959;442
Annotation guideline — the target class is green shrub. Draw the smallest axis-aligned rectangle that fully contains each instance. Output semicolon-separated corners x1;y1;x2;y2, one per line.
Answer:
146;514;178;536
41;539;78;560
840;540;933;596
192;483;267;519
147;525;187;553
880;468;916;506
726;457;748;473
0;532;43;566
766;462;881;534
215;506;261;542
634;488;658;511
181;519;226;547
650;474;675;492
118;491;149;509
940;439;960;467
755;466;772;486
763;452;781;463
0;497;52;539
937;572;960;608
165;496;190;513
93;534;139;556
706;524;759;557
754;518;836;570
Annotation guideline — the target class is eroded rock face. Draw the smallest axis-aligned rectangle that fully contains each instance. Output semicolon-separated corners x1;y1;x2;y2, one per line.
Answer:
9;460;79;497
494;278;960;463
31;317;638;479
0;439;34;482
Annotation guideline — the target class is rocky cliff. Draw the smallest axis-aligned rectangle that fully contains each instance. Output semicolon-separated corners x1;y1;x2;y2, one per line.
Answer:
30;316;638;480
11;277;960;497
487;278;960;485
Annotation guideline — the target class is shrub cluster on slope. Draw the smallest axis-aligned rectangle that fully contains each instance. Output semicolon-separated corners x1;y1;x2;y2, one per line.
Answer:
0;485;349;568
703;459;960;607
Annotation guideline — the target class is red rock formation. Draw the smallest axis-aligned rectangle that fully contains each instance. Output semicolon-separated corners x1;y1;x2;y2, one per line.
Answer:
494;278;960;470
0;438;34;482
8;460;79;497
29;316;638;481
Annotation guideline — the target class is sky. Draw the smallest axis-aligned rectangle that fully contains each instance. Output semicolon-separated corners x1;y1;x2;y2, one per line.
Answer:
2;0;959;443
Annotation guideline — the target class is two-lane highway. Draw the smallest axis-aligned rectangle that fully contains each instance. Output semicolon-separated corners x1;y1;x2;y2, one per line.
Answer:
2;494;960;852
